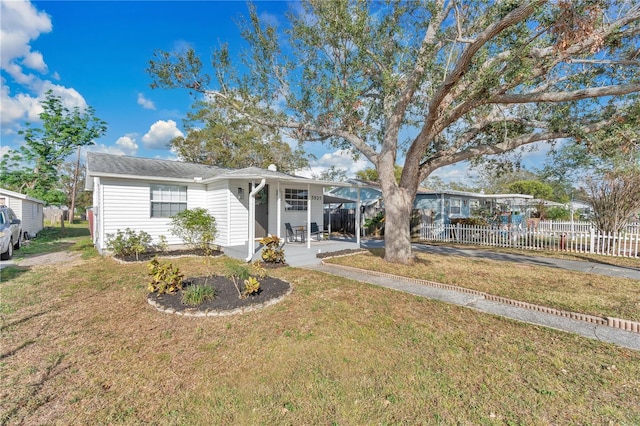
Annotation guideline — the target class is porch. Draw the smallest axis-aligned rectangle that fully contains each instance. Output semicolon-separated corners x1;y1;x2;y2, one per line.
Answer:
224;235;361;267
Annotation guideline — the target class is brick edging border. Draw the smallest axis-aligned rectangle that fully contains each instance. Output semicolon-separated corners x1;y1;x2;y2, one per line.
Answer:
147;284;293;317
323;262;640;334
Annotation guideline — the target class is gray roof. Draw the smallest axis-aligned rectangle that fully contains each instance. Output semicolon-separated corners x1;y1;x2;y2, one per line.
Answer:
85;152;337;186
87;152;227;180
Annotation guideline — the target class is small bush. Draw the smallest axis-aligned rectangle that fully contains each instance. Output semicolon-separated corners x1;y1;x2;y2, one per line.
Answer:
106;228;153;260
259;235;285;264
147;257;184;294
242;276;260;298
170;208;217;253
181;284;215;306
451;218;490;226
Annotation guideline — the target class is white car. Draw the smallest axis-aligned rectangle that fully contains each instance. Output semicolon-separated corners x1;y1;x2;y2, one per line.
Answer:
0;206;22;260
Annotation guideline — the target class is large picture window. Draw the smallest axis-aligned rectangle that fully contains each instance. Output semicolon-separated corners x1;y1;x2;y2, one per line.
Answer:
284;188;307;211
150;184;187;218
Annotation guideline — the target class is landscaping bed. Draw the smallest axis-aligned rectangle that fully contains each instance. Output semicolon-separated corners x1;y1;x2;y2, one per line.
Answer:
148;274;291;314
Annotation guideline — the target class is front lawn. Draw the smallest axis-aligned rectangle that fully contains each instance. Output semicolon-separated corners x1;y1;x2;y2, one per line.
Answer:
1;252;639;424
326;249;640;322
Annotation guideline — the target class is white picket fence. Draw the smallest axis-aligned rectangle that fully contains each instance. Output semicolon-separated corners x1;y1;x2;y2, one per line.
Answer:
535;220;640;234
418;222;640;258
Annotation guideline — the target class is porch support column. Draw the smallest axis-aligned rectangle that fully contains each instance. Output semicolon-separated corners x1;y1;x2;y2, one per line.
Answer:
306;183;311;248
356;185;361;247
276;181;281;239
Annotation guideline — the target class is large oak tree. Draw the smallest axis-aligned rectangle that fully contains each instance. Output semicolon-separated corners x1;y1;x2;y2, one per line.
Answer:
149;0;640;263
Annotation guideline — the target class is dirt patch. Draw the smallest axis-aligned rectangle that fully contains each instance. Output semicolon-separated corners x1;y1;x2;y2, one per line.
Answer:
17;251;83;268
147;275;292;315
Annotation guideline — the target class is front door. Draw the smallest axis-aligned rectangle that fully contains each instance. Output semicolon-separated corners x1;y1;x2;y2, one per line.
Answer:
253;184;269;238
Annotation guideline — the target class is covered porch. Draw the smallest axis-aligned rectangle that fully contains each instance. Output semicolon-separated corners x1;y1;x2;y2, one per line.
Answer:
224;235;361;267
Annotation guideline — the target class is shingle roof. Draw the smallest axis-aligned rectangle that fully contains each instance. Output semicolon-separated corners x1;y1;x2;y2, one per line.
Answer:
86;152;334;186
87;152;227;180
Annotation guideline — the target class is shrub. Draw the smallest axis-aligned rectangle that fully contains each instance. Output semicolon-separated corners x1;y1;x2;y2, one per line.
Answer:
147;257;184;294
259;235;285;264
170;208;217;253
181;284;215;306
156;235;169;253
243;276;260;298
224;260;251;298
451;218;490;226
106;228;153;260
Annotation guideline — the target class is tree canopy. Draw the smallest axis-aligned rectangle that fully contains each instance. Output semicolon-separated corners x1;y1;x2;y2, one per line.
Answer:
171;101;308;173
149;0;640;263
0;90;107;204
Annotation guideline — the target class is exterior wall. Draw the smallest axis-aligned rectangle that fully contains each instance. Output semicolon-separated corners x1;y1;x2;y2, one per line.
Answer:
226;180;250;246
98;178;209;251
273;183;325;238
17;200;43;236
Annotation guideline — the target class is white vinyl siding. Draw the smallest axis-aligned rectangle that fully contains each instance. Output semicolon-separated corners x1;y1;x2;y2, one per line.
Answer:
0;192;44;237
100;178;208;248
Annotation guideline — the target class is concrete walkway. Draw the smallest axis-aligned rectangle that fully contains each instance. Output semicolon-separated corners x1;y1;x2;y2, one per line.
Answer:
306;260;640;351
361;240;640;280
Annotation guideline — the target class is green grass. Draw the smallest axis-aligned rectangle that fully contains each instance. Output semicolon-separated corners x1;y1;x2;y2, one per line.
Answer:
1;239;639;424
327;249;640;321
181;284;216;306
16;221;93;259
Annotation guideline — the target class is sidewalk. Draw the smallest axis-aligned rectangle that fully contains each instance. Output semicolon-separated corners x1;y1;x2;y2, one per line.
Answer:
306;261;640;351
360;240;640;280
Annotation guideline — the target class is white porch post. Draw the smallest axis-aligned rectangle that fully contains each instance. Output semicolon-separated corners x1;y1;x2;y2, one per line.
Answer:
356;186;361;246
306;183;311;248
276;181;281;239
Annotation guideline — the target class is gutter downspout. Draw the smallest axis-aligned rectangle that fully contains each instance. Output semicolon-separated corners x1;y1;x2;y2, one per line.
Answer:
246;178;266;262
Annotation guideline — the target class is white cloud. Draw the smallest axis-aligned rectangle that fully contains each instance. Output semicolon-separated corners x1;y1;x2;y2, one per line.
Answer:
1;1;89;134
0;0;52;83
137;93;156;110
297;149;370;178
1;78;87;128
141;120;183;150
115;135;139;155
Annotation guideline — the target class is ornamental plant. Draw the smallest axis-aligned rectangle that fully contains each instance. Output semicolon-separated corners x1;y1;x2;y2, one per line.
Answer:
259;235;285;264
106;228;153;260
147;257;184;294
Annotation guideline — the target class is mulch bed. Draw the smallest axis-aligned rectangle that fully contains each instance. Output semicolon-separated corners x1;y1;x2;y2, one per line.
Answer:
148;275;291;314
115;248;223;263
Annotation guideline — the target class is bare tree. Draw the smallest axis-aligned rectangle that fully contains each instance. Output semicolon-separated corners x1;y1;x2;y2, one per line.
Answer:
584;169;640;235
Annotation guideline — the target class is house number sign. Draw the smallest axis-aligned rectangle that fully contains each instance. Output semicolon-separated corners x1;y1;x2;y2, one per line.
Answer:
310;195;322;201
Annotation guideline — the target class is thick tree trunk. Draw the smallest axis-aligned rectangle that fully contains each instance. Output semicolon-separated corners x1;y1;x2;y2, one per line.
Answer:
380;185;416;264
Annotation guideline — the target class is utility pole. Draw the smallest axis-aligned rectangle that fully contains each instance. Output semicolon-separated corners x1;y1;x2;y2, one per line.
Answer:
69;147;82;224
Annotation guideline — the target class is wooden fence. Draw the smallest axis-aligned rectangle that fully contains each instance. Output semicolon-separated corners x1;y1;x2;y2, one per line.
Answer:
418;223;640;258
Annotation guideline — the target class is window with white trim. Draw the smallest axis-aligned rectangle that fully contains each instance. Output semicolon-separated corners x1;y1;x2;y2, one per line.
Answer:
450;198;461;215
150;184;187;218
284;188;307;211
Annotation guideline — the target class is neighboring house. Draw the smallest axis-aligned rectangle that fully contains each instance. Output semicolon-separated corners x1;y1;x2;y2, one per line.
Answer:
329;182;533;225
85;153;353;260
0;188;45;238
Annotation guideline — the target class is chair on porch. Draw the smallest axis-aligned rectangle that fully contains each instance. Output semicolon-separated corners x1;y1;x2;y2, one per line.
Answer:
285;223;302;243
310;222;323;241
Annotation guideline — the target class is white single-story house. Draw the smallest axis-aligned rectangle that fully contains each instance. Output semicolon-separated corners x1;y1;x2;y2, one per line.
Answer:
0;187;45;238
86;153;359;261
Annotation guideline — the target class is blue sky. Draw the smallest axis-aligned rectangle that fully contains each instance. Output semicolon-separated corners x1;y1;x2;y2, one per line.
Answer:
1;0;548;182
